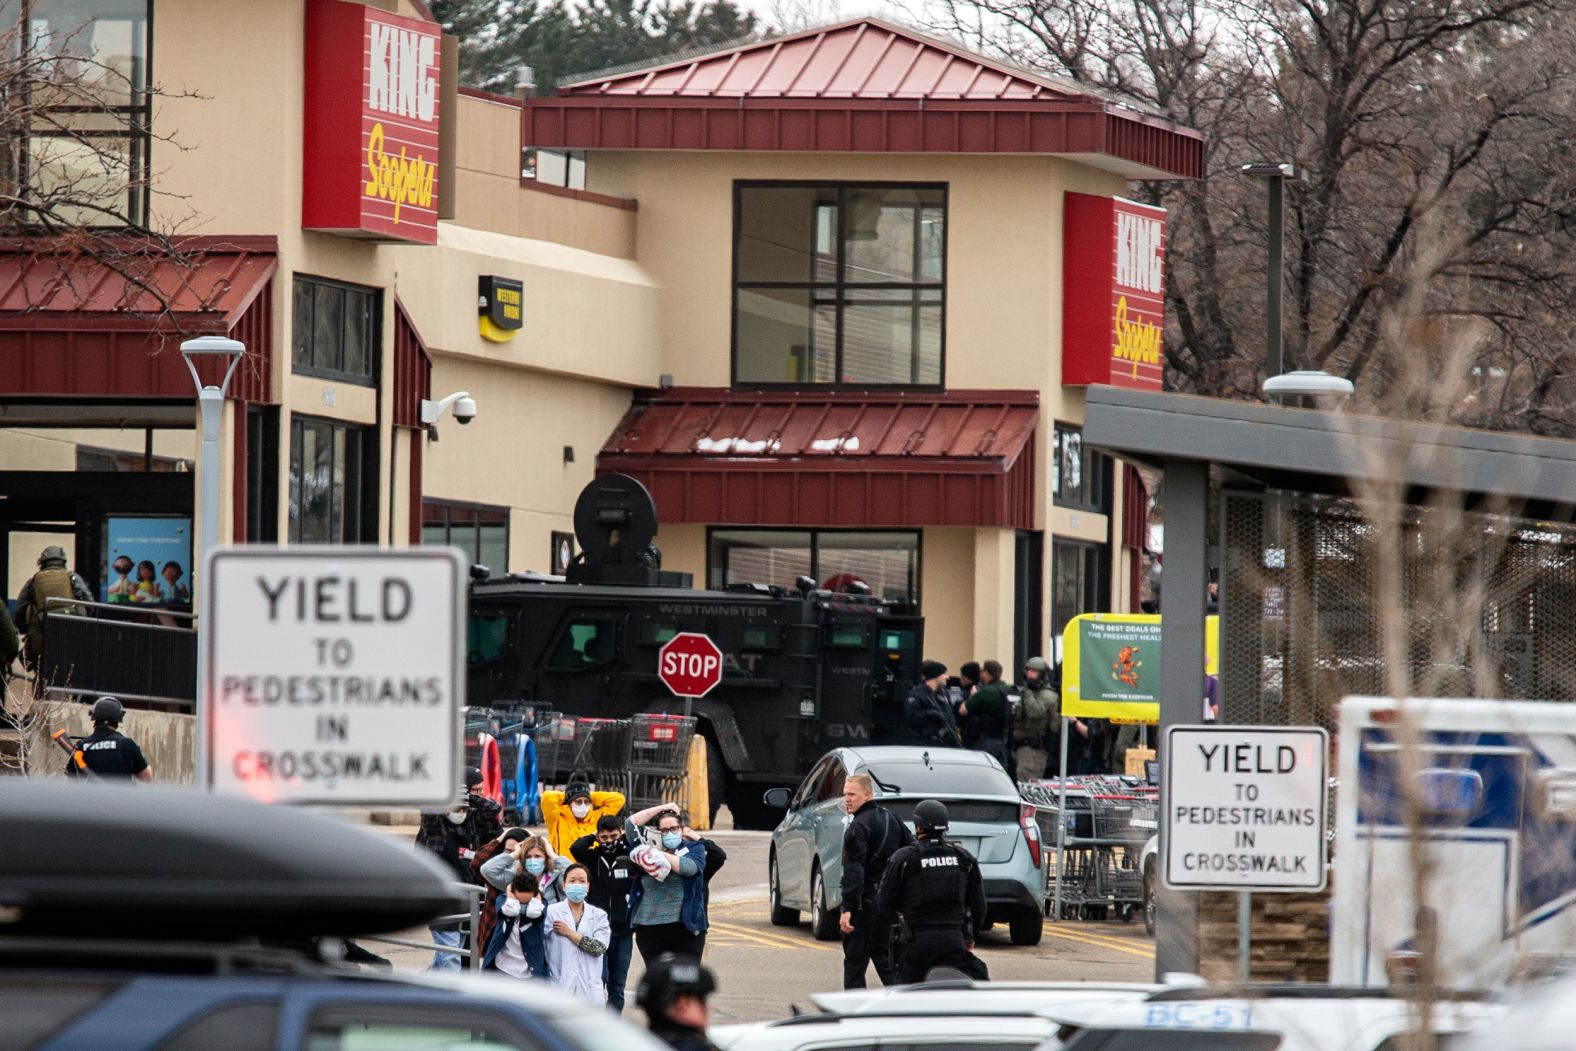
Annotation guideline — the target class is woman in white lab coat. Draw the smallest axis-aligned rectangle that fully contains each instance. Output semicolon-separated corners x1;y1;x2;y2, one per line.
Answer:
544;863;611;1002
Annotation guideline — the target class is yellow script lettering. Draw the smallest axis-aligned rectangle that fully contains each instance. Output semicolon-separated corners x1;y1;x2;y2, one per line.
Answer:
363;122;436;224
1111;296;1162;378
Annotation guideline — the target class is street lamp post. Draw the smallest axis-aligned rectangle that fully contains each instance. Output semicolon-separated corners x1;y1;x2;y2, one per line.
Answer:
181;335;245;790
1241;163;1305;380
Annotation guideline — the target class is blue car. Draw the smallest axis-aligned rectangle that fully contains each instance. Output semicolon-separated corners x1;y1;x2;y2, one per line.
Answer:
764;746;1045;946
1;780;667;1051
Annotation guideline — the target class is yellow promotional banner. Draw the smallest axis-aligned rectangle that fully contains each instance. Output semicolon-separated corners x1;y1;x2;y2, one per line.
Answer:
1060;612;1219;721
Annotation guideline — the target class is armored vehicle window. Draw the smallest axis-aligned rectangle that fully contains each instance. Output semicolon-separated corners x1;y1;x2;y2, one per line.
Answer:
638;621;680;646
547;616;616;671
742;625;782;649
828;622;867;647
468;614;509;665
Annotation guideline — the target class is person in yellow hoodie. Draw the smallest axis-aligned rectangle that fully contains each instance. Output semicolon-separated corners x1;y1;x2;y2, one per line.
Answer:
542;774;626;856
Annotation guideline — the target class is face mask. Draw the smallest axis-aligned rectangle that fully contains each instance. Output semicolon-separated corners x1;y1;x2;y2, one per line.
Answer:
446;811;467;826
524;857;546;875
501;896;522;917
571;801;592;820
661;831;683;850
565;884;589;903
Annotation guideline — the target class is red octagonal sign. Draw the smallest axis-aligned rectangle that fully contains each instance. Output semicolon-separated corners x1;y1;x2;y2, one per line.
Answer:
658;632;724;698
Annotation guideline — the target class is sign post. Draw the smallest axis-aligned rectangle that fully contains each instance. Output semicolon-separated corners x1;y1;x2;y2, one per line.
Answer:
1163;725;1329;980
201;546;465;807
657;632;724;718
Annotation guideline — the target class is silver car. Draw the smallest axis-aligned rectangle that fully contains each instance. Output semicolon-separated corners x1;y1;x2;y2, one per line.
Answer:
764;746;1046;945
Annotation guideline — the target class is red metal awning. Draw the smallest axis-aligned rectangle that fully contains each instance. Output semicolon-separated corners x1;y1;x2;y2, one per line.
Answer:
598;388;1039;528
524;19;1202;178
0;236;277;402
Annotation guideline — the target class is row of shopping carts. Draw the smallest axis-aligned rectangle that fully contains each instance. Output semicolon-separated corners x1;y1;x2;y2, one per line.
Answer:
1021;775;1158;922
465;706;698;821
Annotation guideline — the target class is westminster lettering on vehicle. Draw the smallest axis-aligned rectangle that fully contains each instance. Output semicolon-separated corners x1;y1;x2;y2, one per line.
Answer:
655;603;771;618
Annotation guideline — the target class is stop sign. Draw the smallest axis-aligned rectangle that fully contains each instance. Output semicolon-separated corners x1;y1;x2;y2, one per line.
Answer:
657;632;724;698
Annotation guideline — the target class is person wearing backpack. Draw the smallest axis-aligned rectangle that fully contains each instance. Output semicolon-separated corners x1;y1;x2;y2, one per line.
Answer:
15;545;92;673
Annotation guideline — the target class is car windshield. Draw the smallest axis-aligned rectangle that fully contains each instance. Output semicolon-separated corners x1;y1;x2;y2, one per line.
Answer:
865;760;1017;797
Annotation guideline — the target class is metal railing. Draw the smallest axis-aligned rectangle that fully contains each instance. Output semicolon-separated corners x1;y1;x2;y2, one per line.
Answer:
38;598;196;709
358;882;485;970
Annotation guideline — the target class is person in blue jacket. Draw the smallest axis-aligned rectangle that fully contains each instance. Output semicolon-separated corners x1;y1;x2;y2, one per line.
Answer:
483;871;551;979
625;802;708;964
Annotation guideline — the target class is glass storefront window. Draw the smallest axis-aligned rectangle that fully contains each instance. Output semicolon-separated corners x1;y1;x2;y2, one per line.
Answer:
1052;538;1106;642
288;417;375;544
709;528;920;606
1053;424;1111;510
423;500;509;572
734;183;945;387
9;0;153;227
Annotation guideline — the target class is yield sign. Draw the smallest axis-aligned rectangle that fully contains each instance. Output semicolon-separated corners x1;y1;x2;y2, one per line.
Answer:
657;632;724;698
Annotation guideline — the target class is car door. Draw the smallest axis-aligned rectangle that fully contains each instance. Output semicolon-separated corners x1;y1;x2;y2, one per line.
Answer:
813;756;851;908
778;756;830;907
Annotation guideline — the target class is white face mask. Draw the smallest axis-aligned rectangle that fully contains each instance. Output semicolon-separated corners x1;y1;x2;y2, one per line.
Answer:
571;801;592;820
446;811;467;825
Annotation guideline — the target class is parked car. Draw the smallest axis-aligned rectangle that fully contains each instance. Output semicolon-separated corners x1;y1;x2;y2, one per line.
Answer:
712;1011;1062;1051
0;779;669;1051
1042;984;1504;1051
763;745;1046;945
810;978;1165;1017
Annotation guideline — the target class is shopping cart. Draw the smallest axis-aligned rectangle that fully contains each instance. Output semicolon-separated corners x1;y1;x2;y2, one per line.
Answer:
1027;775;1158;922
628;714;697;812
464;705;559;823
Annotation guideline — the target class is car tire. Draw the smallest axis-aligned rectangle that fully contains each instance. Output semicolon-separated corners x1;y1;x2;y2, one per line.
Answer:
810;866;839;941
769;853;800;927
1009;909;1044;946
1142;861;1157;937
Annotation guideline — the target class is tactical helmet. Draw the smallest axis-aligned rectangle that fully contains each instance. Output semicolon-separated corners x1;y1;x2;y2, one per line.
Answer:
38;545;67;567
913;798;950;837
463;766;483;790
90;696;125;727
636;953;716;1015
1025;656;1050;673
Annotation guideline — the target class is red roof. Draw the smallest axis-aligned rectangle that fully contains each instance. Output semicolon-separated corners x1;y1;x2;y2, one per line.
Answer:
0;236;277;329
525;19;1201;178
563;19;1080;100
598;388;1039;528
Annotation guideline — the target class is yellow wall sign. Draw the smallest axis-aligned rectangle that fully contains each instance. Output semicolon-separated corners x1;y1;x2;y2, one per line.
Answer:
479;275;524;342
1060;612;1219;721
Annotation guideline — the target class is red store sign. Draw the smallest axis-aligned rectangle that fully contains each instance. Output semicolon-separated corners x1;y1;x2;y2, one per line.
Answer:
302;0;441;244
1062;193;1167;391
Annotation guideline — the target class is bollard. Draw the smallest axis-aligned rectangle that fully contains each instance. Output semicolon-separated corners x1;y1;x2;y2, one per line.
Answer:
685;735;710;831
468;885;482;971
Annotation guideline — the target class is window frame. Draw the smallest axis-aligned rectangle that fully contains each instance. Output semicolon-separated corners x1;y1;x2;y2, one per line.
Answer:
544;614;619;673
422;498;510;571
291;274;381;386
1052;423;1113;512
707;526;923;607
731;180;948;390
1051;537;1110;642
11;0;155;229
287;415;379;545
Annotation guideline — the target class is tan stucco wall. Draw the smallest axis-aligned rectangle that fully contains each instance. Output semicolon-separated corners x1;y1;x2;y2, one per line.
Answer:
25;701;195;785
422;357;637;574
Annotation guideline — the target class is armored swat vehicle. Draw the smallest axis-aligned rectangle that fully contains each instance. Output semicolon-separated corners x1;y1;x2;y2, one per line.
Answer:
466;475;923;829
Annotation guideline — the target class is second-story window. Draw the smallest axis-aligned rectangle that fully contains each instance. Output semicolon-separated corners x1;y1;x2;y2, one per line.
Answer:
292;275;379;385
8;0;153;228
734;182;945;387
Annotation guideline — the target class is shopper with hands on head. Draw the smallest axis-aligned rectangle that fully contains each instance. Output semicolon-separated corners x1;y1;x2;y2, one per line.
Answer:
624;801;708;964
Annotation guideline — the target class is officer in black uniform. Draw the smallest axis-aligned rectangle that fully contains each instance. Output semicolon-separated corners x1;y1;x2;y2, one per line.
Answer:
637;953;721;1051
875;798;986;983
65;697;152;781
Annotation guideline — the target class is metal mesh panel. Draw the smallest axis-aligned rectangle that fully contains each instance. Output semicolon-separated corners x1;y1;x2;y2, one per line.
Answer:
1221;491;1576;730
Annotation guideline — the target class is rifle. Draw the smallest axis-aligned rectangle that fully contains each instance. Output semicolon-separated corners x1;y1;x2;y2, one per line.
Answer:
51;728;98;780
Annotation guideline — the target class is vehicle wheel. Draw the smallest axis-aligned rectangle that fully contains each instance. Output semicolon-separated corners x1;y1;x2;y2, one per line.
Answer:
1009;910;1044;946
810;866;840;941
769;853;800;927
704;736;726;826
1142;862;1157;937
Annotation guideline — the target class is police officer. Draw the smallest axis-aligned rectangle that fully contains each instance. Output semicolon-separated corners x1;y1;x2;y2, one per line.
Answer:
65;697;152;781
637;953;720;1051
1012;656;1058;779
875;799;986;983
905;660;960;748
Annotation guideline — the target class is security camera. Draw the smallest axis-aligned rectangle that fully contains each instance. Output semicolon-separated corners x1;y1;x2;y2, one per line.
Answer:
454;396;478;425
421;391;477;429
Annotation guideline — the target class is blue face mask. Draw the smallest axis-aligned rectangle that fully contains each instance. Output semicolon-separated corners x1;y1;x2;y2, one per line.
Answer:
661;831;683;850
565;883;589;903
524;857;546;875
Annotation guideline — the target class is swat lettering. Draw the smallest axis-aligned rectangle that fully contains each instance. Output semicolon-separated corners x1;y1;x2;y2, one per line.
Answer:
920;855;960;869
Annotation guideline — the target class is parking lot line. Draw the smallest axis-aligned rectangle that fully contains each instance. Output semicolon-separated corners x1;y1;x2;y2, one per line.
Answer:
1044;924;1152;951
709;920;837;953
1042;926;1156;959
